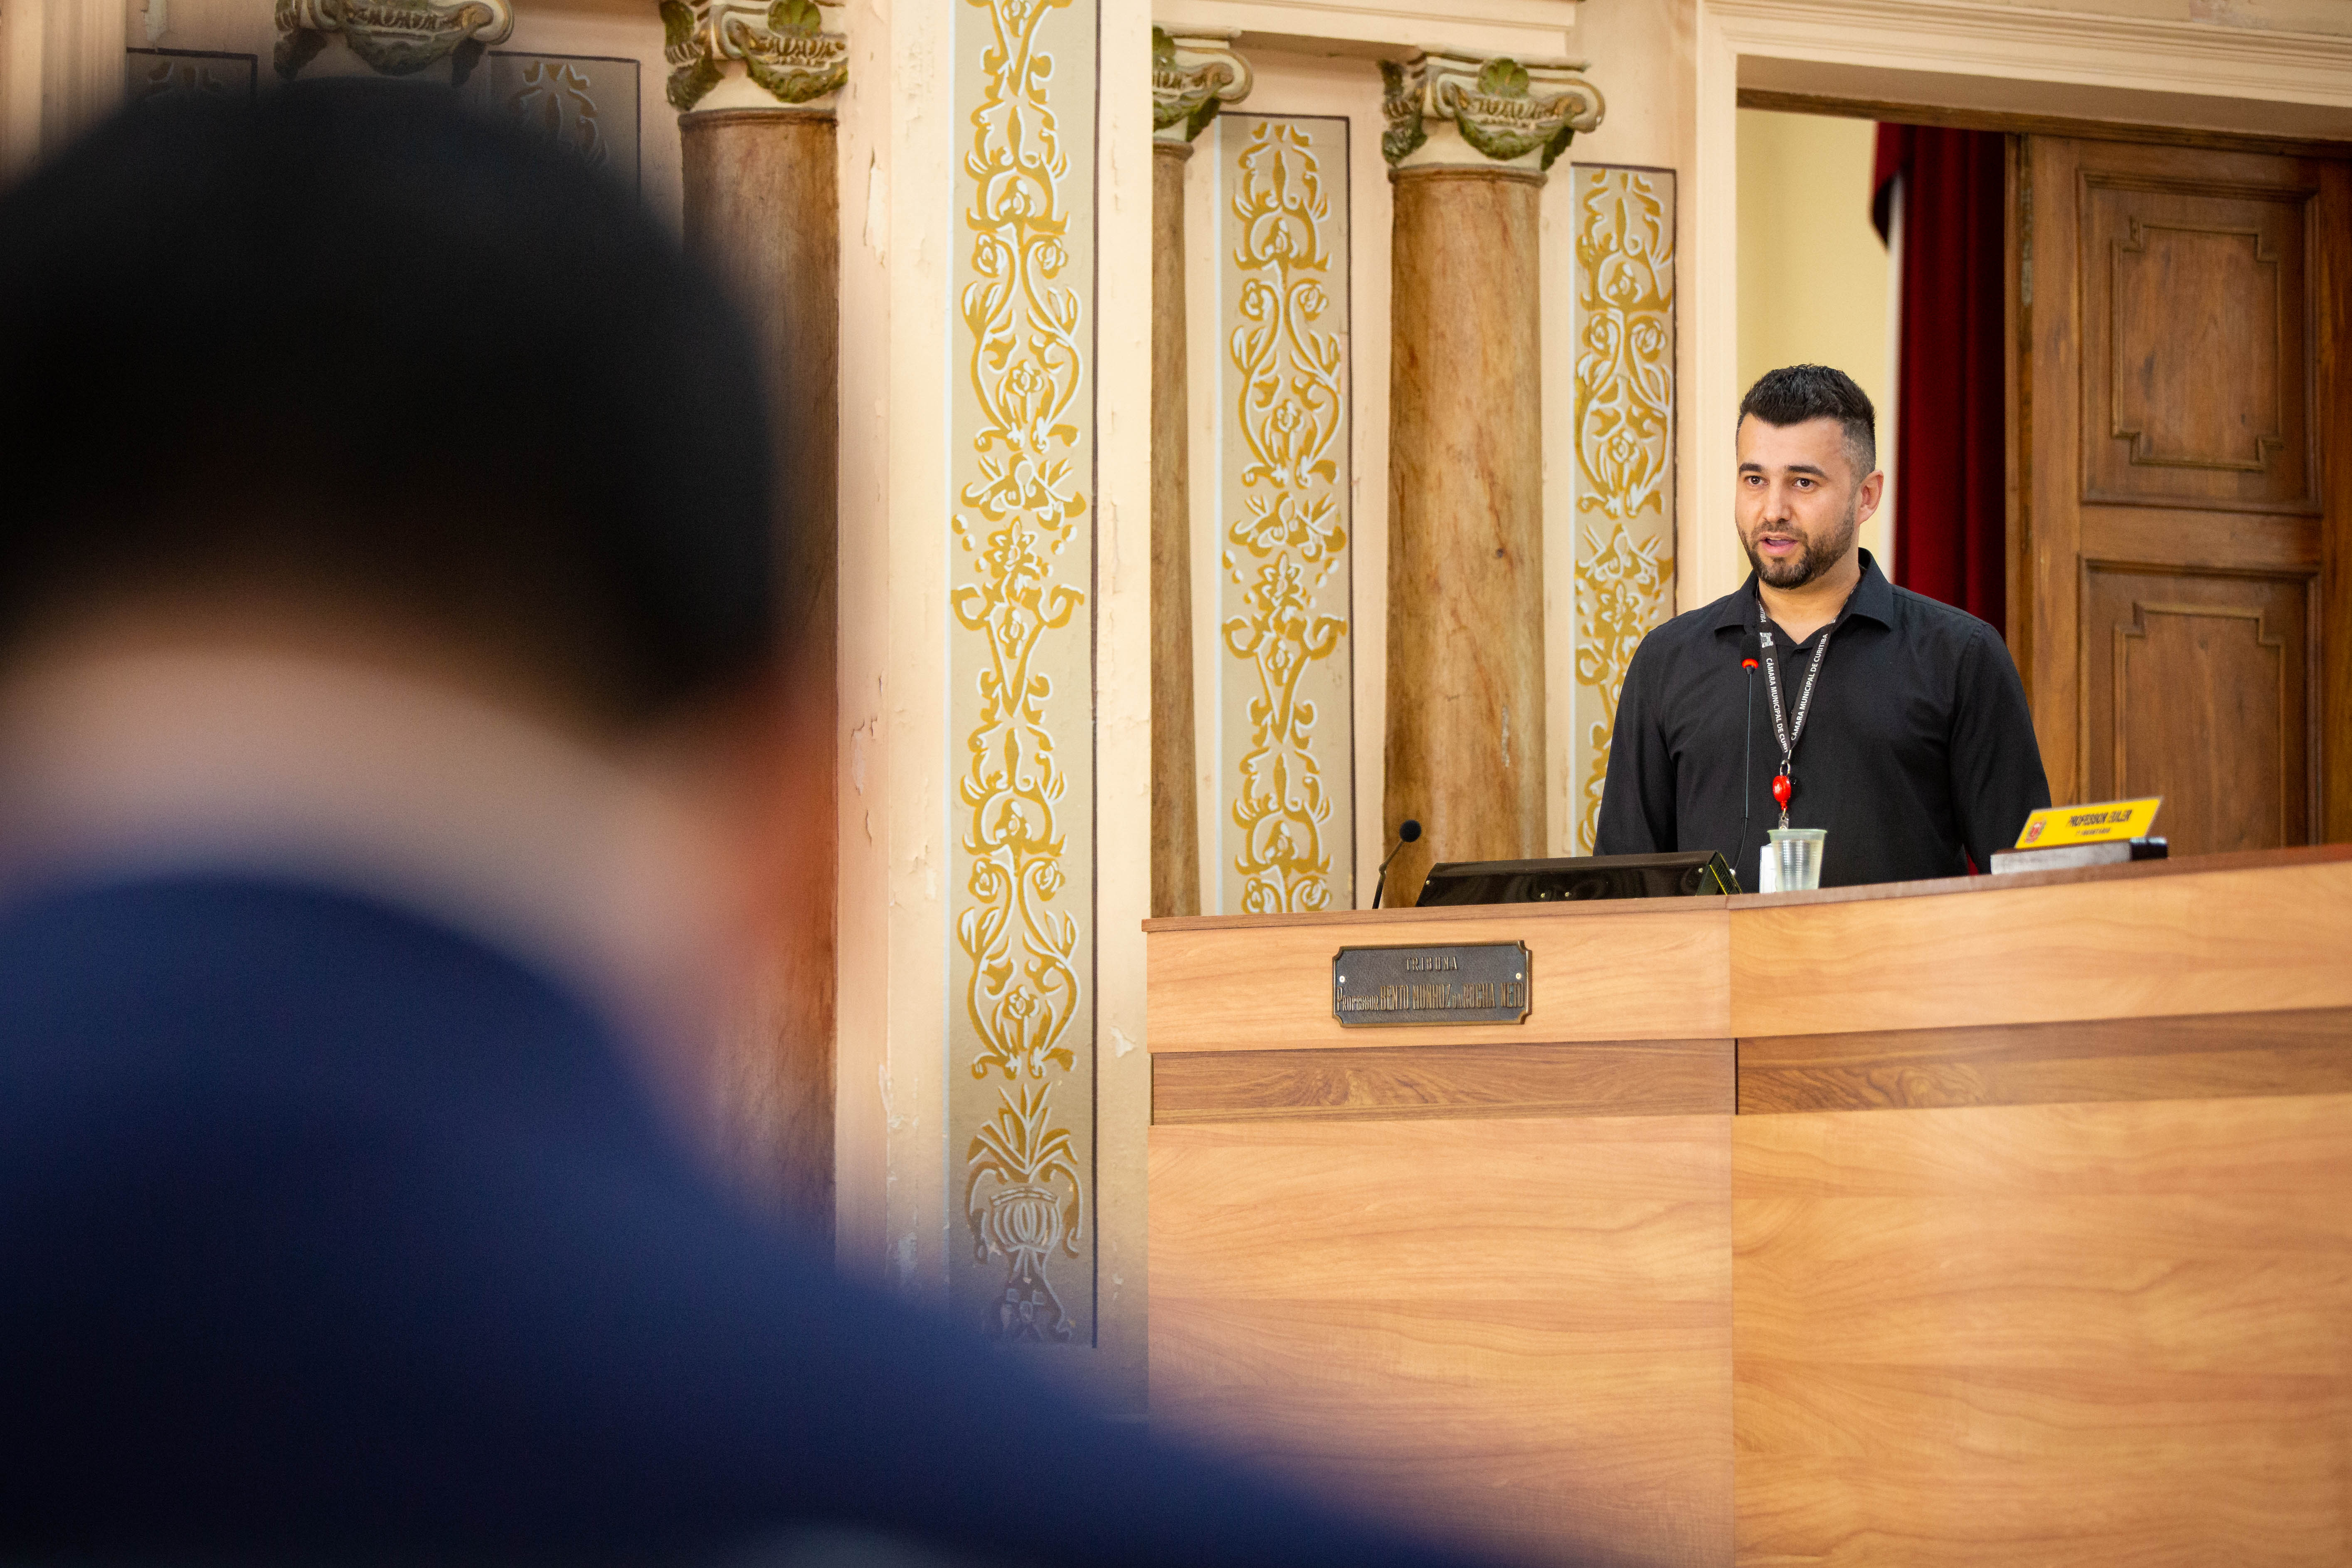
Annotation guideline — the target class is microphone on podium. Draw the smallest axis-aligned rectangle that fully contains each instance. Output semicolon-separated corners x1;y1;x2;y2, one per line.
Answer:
1371;818;1422;910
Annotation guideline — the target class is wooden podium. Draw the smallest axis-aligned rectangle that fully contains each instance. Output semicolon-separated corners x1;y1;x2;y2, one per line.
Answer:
1144;847;2352;1567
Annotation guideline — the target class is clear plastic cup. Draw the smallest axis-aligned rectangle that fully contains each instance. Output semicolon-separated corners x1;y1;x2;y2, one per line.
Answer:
1768;827;1827;891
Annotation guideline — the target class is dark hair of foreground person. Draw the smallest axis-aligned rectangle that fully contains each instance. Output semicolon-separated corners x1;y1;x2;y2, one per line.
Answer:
0;79;771;726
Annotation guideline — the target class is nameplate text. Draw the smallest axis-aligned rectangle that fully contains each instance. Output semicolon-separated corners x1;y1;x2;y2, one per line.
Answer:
1332;942;1531;1027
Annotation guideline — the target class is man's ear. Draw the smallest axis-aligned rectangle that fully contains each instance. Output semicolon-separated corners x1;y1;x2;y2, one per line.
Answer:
1853;468;1886;526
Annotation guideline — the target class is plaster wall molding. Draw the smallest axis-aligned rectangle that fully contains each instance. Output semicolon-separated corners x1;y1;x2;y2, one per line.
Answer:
1153;26;1253;144
1708;0;2352;110
275;0;515;82
659;0;845;114
1381;49;1602;172
1151;0;1576;63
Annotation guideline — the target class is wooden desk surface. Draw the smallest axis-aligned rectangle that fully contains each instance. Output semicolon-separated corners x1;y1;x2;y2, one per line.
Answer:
1728;843;2352;1038
1141;842;2352;932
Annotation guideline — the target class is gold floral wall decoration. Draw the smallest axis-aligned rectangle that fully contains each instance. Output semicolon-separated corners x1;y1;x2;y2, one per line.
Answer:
948;0;1095;1344
1215;116;1353;915
1572;166;1676;851
1574;523;1672;838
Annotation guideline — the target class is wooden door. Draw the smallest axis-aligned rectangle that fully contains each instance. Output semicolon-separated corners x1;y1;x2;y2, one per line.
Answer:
2012;136;2352;853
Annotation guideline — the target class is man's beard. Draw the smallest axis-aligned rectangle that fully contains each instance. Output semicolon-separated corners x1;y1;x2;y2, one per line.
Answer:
1745;500;1860;589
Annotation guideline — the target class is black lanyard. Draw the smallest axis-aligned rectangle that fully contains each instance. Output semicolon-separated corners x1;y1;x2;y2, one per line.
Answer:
1757;614;1833;828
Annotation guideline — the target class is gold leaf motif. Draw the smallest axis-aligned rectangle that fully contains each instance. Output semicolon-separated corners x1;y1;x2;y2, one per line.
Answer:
1574;523;1672;845
1222;119;1349;915
1573;168;1677;851
952;0;1088;1341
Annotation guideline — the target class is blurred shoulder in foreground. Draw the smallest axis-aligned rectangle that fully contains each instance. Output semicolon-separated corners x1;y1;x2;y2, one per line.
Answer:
0;84;1516;1568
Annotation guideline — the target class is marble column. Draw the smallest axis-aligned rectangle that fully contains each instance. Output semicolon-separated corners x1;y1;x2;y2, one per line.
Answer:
1377;52;1602;907
1148;28;1249;919
668;2;847;1233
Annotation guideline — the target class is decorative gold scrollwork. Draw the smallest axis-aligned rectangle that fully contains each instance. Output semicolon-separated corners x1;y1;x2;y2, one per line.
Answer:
952;0;1088;1341
1574;523;1672;843
1223;120;1348;915
1573;168;1677;850
1152;27;1251;144
965;1081;1084;1343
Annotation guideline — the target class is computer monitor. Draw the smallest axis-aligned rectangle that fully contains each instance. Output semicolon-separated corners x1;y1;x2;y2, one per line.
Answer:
1414;850;1740;905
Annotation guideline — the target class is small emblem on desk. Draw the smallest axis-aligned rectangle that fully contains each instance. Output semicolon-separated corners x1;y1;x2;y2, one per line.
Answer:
1332;942;1531;1026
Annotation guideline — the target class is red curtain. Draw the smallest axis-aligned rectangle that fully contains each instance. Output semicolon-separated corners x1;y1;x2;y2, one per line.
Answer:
1873;124;2008;634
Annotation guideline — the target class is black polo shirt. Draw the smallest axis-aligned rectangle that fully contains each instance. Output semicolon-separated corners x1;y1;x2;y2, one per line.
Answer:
1594;550;2049;888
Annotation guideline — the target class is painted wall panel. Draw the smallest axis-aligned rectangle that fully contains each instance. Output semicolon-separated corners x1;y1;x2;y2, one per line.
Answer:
1210;111;1354;914
947;0;1097;1344
1569;163;1677;852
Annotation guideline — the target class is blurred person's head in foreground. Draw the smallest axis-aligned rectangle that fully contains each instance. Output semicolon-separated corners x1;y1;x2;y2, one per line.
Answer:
0;83;1524;1568
0;79;810;1065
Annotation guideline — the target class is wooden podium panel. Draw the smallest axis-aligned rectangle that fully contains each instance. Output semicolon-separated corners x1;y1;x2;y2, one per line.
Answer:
1151;1114;1733;1568
1735;1094;2352;1567
1730;850;2352;1039
1149;901;1729;1053
1146;849;2352;1567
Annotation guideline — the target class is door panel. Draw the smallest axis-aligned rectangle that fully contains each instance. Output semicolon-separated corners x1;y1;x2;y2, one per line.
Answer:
2082;174;2314;512
2015;136;2351;845
2082;567;2310;854
2078;506;2319;574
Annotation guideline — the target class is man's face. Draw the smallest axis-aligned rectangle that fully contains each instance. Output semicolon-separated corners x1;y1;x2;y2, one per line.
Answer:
1734;415;1883;589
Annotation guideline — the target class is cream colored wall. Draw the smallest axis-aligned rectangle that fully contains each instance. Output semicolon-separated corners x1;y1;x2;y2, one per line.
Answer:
1092;0;1158;1416
831;0;954;1331
1735;106;1894;571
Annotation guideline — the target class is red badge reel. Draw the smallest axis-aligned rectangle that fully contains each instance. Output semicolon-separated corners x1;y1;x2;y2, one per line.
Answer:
1771;774;1792;812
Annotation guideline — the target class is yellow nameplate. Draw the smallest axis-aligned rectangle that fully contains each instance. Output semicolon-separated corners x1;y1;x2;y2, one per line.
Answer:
2014;797;2162;848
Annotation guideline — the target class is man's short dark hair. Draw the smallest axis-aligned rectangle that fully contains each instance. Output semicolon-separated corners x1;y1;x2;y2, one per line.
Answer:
1738;364;1877;479
0;83;777;726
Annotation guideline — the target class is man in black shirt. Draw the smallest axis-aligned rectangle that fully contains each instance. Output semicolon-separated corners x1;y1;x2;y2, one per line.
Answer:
1595;365;2049;889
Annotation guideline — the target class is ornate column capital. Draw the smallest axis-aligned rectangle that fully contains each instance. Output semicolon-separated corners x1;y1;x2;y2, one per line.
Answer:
274;0;516;84
1152;26;1251;145
661;0;846;114
1379;50;1603;174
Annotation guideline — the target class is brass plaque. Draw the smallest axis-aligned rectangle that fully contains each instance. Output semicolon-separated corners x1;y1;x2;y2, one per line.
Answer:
1331;942;1531;1027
